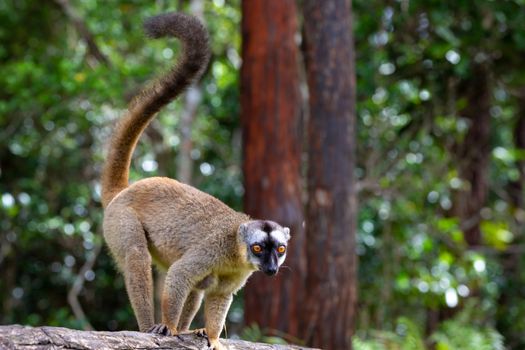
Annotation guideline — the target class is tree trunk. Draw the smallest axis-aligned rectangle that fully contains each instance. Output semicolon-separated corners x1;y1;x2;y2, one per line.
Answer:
177;0;204;185
508;95;525;209
0;325;316;350
241;0;306;338
496;91;525;349
302;1;358;349
454;63;492;246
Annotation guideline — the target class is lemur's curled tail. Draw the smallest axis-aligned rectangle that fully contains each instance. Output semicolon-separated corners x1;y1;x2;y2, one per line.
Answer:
101;13;210;208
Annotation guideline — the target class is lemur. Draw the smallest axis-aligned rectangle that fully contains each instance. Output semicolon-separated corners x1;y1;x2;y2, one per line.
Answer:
100;12;291;350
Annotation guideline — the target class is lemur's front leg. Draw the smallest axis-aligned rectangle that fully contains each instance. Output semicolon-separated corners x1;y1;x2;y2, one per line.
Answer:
177;289;204;332
204;293;233;350
162;258;210;335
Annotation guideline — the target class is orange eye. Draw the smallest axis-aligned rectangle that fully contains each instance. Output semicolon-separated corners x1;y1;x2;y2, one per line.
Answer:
277;245;286;254
252;245;262;253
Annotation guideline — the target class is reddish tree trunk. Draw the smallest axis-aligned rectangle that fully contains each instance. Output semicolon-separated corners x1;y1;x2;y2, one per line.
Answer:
302;1;357;349
455;64;492;246
241;0;305;337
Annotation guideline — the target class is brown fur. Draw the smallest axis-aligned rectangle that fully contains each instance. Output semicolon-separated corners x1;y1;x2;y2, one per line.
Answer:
100;13;287;350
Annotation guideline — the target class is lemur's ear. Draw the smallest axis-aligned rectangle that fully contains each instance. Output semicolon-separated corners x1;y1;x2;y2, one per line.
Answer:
283;227;291;240
239;223;249;239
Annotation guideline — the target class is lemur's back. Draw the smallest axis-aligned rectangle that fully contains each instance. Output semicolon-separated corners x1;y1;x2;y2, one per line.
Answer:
104;177;249;267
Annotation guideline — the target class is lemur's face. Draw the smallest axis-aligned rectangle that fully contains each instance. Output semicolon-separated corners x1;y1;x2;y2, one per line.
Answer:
240;220;290;276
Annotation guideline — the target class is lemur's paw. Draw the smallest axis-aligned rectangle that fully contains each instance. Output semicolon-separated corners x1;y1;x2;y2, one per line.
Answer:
178;328;207;337
178;329;209;346
209;338;228;350
192;328;208;338
195;328;210;347
146;323;171;336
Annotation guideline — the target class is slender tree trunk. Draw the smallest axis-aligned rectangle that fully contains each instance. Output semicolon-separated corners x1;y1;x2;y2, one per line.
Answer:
54;0;110;66
454;63;492;246
241;0;305;337
301;1;357;349
177;87;201;184
428;64;492;334
508;96;525;209
177;0;204;185
496;91;525;349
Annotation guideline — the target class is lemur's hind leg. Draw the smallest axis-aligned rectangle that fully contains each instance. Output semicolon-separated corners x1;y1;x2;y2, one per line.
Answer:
104;206;154;332
125;245;155;332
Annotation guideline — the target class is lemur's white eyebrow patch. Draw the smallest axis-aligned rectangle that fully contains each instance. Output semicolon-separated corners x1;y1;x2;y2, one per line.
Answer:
270;230;287;244
248;229;267;244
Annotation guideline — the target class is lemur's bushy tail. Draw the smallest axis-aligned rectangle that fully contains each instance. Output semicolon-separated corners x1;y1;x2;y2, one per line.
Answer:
101;13;210;208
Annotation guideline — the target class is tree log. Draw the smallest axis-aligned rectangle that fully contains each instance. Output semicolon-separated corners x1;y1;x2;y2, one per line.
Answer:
0;325;317;350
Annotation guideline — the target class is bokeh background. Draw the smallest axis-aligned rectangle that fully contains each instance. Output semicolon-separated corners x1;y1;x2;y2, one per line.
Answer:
1;0;525;349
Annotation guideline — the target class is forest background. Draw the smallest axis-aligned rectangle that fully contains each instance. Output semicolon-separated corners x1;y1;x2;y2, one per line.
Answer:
1;0;525;349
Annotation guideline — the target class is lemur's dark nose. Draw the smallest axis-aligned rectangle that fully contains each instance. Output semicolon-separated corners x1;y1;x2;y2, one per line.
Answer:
264;267;278;276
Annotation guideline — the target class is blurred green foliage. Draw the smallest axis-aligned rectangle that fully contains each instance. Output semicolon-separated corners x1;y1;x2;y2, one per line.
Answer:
1;0;525;348
354;311;504;350
240;324;290;345
353;0;525;348
0;0;243;334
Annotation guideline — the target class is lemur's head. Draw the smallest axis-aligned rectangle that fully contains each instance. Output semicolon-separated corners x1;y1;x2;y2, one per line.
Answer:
239;220;291;276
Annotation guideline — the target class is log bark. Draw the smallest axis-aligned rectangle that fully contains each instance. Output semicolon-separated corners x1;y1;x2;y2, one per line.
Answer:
0;325;317;350
302;0;358;349
241;0;306;338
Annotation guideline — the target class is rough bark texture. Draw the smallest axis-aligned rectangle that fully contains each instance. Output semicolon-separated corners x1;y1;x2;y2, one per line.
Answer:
454;63;492;246
241;0;305;338
0;325;316;350
302;0;357;349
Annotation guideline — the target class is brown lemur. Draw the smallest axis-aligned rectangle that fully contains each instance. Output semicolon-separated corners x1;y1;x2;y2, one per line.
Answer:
100;12;291;350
